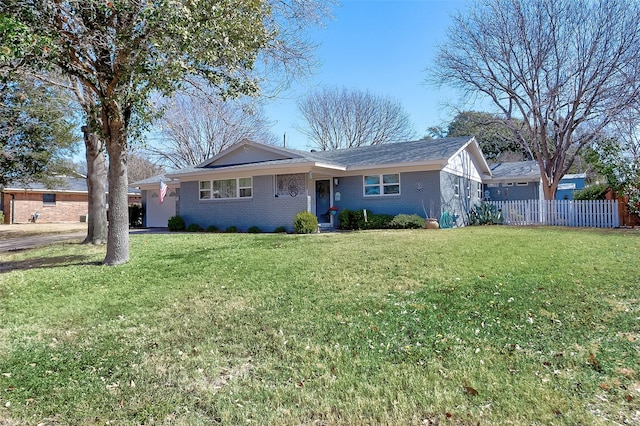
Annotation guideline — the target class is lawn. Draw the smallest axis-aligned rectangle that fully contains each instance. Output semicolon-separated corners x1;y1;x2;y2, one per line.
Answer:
0;227;638;425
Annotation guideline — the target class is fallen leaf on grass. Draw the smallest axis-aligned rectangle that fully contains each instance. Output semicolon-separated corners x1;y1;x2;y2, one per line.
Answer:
625;395;634;402
464;386;479;396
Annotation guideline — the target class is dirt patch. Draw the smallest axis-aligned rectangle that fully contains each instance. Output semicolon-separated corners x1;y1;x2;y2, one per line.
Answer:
0;223;88;240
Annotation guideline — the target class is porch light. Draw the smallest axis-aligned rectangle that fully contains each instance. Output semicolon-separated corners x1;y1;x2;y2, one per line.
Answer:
334;178;339;186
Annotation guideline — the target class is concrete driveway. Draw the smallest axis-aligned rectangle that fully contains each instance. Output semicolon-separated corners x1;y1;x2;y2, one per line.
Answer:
0;224;169;253
0;223;87;252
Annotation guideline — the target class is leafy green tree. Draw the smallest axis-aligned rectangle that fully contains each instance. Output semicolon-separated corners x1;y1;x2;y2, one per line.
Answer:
445;111;528;161
3;0;331;265
0;76;77;187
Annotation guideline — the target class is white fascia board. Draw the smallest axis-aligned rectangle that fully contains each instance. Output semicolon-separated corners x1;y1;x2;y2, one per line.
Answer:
136;182;180;190
2;188;88;194
169;161;345;181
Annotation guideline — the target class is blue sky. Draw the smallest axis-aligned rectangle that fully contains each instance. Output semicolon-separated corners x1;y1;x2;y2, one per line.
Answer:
264;0;467;150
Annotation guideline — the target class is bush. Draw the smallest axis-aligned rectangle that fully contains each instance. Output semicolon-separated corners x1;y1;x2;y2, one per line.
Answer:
337;209;394;230
224;226;238;233
186;223;203;232
389;214;425;229
248;226;262;234
0;211;4;223
167;215;186;232
573;183;609;200
205;225;218;233
293;211;318;234
337;209;363;230
273;226;287;233
467;202;503;225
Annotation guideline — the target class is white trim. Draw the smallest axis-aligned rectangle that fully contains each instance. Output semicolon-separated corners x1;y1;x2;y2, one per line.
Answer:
363;173;401;197
199;177;253;200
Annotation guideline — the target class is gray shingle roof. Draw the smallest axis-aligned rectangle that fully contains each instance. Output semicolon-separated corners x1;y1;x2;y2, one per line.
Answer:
169;137;474;177
489;161;540;180
295;137;472;168
2;176;88;192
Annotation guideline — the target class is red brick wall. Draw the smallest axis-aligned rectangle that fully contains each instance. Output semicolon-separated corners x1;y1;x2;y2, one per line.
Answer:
3;192;89;223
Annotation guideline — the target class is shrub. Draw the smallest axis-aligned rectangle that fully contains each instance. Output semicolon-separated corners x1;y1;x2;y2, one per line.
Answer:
273;226;287;233
225;226;238;233
248;226;262;234
167;215;185;232
0;211;4;223
205;225;218;233
293;211;318;234
389;214;425;229
337;209;393;230
467;202;503;225
337;209;363;230
573;183;609;200
186;223;203;232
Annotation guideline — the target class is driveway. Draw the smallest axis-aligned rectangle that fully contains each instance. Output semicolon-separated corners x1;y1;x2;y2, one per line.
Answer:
0;232;86;252
0;225;169;253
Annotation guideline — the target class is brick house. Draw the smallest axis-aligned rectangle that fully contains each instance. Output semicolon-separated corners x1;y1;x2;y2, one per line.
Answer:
1;175;141;224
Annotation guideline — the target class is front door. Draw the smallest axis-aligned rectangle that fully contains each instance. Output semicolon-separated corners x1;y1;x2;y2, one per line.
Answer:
315;179;331;224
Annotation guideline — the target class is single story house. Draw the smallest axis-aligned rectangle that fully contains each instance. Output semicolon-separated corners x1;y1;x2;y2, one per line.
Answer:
483;161;542;201
135;137;492;231
1;175;142;224
484;161;587;201
131;176;180;227
556;173;586;200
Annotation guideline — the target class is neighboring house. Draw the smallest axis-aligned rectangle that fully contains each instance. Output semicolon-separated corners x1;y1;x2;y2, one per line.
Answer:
1;175;142;224
483;162;586;201
135;137;492;231
556;173;586;200
483;161;542;201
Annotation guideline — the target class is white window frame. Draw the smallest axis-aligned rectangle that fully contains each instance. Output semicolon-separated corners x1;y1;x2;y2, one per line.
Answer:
199;177;253;200
363;173;400;197
454;183;460;197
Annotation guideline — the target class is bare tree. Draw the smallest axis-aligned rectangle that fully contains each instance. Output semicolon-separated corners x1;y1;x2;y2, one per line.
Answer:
431;0;640;199
127;152;164;183
148;94;278;169
297;87;416;150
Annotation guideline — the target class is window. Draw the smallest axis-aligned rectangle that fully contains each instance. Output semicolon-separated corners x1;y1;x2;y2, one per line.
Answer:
199;181;211;199
363;174;400;196
454;183;460;197
199;178;252;200
516;182;529;187
467;183;471;198
276;173;305;197
43;193;56;205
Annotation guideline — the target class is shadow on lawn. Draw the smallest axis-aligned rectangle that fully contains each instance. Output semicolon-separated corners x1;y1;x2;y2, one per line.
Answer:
0;255;101;273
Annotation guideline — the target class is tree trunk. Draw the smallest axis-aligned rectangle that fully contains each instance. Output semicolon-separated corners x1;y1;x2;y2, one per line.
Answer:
82;126;108;245
540;173;560;200
103;113;130;266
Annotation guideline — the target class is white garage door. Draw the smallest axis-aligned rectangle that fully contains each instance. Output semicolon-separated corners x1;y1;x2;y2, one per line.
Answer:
146;191;176;227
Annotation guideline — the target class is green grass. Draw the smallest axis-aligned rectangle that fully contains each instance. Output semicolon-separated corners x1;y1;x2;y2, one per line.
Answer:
0;227;638;424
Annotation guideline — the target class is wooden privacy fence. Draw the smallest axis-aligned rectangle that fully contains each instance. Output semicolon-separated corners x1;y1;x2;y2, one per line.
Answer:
489;199;619;228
